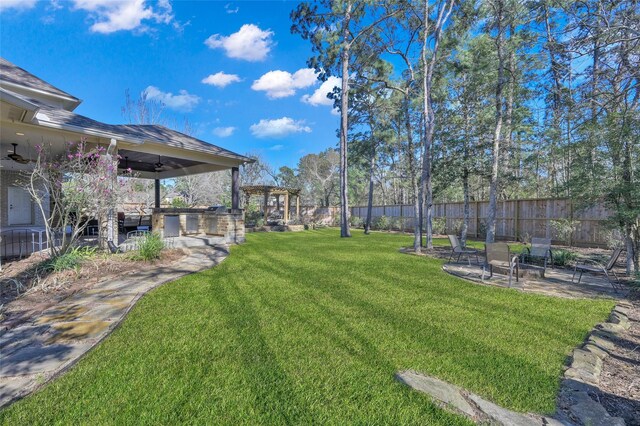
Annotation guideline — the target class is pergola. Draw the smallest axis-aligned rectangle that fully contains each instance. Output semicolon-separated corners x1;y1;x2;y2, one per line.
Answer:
241;185;301;224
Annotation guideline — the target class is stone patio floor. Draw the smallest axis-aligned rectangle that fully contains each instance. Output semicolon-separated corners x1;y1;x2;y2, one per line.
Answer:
400;246;628;300
443;261;626;299
0;245;230;408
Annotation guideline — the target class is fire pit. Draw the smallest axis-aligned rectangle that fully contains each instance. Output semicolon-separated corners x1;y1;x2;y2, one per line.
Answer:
492;263;546;279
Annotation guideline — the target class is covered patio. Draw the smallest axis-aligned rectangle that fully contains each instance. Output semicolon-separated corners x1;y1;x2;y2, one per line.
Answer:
1;57;252;261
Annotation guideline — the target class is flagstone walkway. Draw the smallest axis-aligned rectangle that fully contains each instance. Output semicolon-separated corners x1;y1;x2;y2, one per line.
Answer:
0;245;229;408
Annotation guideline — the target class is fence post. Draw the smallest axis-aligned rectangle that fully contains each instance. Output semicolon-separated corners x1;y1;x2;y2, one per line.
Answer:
443;202;447;233
400;204;404;231
475;201;480;238
514;200;519;241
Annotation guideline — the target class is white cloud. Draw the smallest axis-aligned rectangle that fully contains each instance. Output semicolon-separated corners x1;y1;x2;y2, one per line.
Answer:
143;86;200;112
224;3;239;14
202;72;242;88
213;126;236;138
250;117;311;139
49;0;64;10
301;76;341;107
72;0;175;34
204;24;274;62
252;68;318;99
269;144;284;151
0;0;36;11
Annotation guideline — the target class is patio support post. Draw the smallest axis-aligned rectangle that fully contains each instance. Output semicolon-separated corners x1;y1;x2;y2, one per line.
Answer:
284;192;289;224
154;179;161;208
263;190;269;223
296;195;300;217
231;167;239;210
100;140;118;249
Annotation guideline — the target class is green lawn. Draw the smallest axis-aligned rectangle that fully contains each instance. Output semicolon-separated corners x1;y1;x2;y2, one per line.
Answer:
1;230;612;425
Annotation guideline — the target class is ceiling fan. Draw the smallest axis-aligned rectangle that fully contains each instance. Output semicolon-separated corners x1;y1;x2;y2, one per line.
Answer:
7;143;32;164
154;155;165;172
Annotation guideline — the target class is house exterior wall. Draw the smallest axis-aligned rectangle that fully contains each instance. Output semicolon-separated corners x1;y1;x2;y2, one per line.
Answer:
0;169;49;229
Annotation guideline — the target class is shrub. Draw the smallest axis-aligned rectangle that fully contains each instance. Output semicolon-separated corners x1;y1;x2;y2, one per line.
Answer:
432;217;446;234
350;216;364;228
372;215;389;231
43;246;97;272
288;215;303;225
451;219;463;235
602;228;625;249
133;232;165;261
553;249;578;267
550;218;581;246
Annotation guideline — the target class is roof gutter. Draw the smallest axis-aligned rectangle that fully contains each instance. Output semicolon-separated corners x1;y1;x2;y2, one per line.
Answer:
0;80;81;106
0;88;40;122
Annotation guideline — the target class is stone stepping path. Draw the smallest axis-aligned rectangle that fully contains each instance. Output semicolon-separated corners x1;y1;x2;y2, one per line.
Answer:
396;370;564;425
0;245;229;408
397;301;634;425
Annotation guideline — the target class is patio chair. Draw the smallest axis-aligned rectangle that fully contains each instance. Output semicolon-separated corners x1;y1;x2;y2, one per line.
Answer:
521;237;553;271
447;235;479;265
482;243;519;287
572;247;623;291
127;230;150;239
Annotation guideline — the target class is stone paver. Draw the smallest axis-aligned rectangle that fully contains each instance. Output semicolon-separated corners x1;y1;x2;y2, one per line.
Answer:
396;370;559;425
0;343;93;377
0;245;229;408
395;371;476;418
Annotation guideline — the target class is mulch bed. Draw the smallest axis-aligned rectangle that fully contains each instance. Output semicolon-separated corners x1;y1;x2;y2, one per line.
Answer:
595;292;640;425
0;249;187;332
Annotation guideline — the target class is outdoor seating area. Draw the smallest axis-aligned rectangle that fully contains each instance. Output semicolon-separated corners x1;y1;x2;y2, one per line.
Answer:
440;236;628;299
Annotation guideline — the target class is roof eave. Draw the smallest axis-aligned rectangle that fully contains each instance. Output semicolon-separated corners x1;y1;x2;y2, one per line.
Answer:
0;80;82;111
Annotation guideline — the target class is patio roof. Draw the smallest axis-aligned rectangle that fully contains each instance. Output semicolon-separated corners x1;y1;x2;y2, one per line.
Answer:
241;185;302;196
0;57;253;179
0;58;81;111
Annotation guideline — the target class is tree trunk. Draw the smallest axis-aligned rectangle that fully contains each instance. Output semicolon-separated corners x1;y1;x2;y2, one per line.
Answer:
339;1;352;238
406;95;420;253
486;0;506;244
365;141;376;234
461;105;471;247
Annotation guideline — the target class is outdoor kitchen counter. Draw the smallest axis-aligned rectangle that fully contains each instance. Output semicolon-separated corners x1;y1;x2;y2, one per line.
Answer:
152;208;245;244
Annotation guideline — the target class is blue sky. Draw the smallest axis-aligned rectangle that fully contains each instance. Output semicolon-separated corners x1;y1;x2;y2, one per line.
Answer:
0;0;342;169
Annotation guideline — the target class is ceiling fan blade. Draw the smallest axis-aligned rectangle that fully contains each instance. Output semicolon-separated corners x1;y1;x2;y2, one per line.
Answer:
7;144;33;164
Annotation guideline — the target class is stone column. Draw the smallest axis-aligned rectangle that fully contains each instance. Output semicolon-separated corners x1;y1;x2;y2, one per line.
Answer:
231;167;239;210
284;192;289;223
296;195;300;217
100;140;118;249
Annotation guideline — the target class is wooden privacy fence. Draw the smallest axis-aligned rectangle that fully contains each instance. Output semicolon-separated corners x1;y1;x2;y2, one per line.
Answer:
350;198;613;247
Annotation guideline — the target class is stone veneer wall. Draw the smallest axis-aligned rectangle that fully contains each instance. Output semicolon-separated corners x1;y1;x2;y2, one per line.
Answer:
0;170;49;228
152;209;245;244
215;212;245;244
